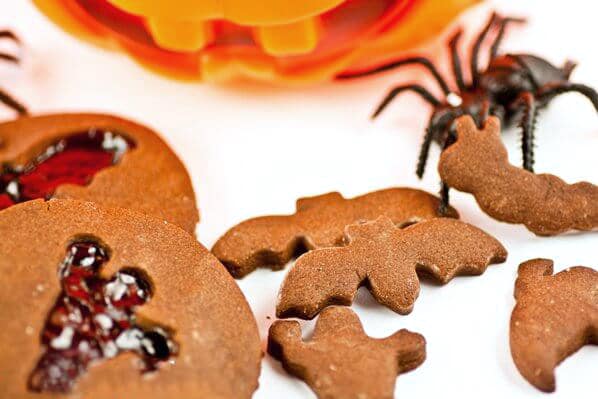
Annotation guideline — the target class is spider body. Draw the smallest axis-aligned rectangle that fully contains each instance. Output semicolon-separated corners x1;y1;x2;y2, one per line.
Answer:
430;53;576;143
428;89;489;137
484;55;566;99
479;54;575;120
339;13;598;211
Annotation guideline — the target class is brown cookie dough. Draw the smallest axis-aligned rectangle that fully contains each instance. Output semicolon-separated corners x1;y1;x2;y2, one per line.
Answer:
277;216;507;319
0;199;261;399
0;113;199;233
212;187;458;278
438;115;598;236
510;258;598;392
268;306;426;399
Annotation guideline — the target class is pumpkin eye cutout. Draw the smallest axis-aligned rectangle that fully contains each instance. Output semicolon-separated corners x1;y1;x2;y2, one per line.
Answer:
28;240;177;394
0;129;134;211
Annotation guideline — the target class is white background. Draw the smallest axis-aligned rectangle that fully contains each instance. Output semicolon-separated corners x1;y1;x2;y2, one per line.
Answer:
3;1;597;398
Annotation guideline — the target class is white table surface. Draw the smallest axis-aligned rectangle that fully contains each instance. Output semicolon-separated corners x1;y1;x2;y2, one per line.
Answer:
3;1;597;398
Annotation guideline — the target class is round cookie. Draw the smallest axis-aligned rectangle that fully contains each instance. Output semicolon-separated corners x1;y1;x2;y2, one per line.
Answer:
0;199;261;399
0;113;199;233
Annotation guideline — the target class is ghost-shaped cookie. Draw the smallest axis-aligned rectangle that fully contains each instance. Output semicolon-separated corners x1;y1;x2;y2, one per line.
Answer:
268;306;426;399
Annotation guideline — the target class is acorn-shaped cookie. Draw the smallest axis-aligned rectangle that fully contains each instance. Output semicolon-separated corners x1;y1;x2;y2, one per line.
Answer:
0;199;261;399
0;113;199;233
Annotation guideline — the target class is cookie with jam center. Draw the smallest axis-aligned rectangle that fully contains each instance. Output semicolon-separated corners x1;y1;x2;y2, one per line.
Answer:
0;199;261;399
0;113;199;233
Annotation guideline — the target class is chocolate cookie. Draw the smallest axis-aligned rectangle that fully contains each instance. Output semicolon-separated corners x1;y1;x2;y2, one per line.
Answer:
0;113;199;233
438;116;598;236
212;187;458;277
277;216;507;319
510;258;598;392
268;306;426;399
0;199;261;399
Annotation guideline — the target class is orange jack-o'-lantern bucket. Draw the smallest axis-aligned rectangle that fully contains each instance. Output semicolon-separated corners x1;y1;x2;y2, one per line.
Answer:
33;0;479;84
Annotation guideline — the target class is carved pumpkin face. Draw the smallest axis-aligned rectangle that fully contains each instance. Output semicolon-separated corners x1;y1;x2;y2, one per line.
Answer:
33;0;478;83
107;0;345;54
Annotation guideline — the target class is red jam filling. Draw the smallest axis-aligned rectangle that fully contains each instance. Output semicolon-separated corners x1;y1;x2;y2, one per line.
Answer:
0;129;134;211
28;241;177;393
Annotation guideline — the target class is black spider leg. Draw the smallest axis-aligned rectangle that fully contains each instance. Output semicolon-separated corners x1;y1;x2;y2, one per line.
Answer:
439;182;451;215
0;52;19;63
489;17;526;59
416;111;459;178
371;84;440;119
448;29;466;91
470;12;499;87
478;98;491;125
337;57;451;95
0;88;28;115
0;30;20;41
562;60;577;79
0;30;27;115
438;100;490;213
0;30;21;63
510;92;537;172
537;82;598;113
438;128;458;215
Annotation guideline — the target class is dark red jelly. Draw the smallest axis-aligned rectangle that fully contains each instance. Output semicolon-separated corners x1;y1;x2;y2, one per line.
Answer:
0;129;134;211
28;241;177;393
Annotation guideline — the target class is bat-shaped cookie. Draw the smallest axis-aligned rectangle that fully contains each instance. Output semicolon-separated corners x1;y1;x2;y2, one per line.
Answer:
439;116;598;236
212;188;458;278
510;258;598;392
277;216;507;319
268;306;426;399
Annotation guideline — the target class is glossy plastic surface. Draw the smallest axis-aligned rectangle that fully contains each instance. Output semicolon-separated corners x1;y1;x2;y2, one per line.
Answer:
33;0;478;83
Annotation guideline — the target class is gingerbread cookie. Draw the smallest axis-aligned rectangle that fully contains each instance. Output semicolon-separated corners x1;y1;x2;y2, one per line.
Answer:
277;216;507;319
0;113;199;233
0;199;261;399
212;188;458;278
510;258;598;392
438;116;598;236
268;306;425;399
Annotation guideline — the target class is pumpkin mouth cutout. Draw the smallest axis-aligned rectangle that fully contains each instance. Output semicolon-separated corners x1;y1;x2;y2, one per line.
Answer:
28;240;178;393
35;0;479;82
0;129;134;211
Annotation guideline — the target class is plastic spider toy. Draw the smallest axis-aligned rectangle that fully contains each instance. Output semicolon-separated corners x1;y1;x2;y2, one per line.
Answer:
340;13;598;211
0;30;27;115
